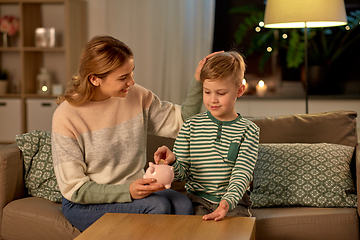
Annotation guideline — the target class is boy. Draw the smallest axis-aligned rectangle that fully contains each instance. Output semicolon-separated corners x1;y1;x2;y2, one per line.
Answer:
154;52;259;221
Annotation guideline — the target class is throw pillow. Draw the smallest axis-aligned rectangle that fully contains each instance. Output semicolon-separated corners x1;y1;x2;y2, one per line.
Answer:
16;130;62;202
251;143;357;208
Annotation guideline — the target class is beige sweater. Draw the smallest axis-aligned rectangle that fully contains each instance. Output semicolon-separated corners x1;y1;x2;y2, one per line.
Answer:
52;81;202;204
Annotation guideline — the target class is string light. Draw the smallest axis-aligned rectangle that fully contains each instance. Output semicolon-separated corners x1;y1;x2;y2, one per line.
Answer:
255;27;261;32
282;33;288;39
259;21;265;27
345;25;350;30
267;47;272;52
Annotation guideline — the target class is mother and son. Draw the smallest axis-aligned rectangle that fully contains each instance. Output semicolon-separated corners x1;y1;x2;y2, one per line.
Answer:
51;35;259;232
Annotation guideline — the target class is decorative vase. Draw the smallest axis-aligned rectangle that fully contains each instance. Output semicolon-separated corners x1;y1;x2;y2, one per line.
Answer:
2;32;8;48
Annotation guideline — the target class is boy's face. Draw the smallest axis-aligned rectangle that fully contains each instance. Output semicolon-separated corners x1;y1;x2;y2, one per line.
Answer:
203;77;245;121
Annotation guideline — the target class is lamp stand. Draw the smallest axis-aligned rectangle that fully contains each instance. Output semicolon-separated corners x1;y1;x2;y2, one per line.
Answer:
304;25;309;114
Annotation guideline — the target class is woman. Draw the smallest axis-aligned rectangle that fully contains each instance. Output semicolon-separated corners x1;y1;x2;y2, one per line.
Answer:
51;35;217;231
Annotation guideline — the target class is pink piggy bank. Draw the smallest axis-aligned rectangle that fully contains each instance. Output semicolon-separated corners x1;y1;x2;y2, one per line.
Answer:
143;162;174;189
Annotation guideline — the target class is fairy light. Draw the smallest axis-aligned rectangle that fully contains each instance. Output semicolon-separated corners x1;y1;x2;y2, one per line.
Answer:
282;33;288;39
345;25;350;30
259;21;265;27
267;47;272;52
255;27;261;32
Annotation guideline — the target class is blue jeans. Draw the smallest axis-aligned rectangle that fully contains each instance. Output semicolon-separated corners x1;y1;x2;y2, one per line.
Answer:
62;189;193;232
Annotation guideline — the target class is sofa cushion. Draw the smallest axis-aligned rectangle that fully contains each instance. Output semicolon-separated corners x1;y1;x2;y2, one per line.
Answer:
251;143;357;208
16;130;62;202
1;197;80;240
250;110;357;147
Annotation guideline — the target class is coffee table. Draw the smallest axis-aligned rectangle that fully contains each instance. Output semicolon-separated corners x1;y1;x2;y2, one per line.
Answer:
74;213;255;240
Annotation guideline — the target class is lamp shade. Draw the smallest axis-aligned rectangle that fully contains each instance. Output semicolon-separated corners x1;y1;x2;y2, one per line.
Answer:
264;0;348;28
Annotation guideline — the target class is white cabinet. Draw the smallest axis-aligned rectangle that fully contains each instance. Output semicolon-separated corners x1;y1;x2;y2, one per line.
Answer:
26;98;58;132
0;98;22;143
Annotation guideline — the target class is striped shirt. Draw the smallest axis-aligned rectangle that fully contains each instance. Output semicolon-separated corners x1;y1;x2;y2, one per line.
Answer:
172;111;259;210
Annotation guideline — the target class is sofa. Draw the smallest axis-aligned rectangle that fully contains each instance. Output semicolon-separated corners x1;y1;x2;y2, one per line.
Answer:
0;110;359;240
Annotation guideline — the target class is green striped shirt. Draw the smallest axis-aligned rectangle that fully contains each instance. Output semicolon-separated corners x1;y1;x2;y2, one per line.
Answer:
172;111;259;210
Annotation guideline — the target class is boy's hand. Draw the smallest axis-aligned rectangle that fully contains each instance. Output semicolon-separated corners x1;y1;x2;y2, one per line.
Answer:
202;200;229;221
194;51;224;81
154;145;176;165
129;178;165;199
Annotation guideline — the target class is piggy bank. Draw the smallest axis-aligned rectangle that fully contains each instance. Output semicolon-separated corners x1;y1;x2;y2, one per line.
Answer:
143;162;174;189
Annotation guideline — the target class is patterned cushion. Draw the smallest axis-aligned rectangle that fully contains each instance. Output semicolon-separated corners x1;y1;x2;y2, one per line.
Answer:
16;130;62;202
251;143;357;208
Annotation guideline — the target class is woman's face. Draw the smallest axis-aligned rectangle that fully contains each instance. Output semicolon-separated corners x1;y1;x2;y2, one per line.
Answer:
90;58;135;101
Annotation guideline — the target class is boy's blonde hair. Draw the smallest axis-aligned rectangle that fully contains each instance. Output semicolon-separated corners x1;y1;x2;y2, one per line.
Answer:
56;35;133;106
200;51;246;86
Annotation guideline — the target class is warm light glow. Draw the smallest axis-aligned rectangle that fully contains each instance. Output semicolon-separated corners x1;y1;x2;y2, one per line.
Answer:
255;27;261;32
264;0;347;29
258;80;265;87
345;25;350;30
41;86;48;92
267;47;272;52
259;21;265;27
265;21;347;28
282;33;288;39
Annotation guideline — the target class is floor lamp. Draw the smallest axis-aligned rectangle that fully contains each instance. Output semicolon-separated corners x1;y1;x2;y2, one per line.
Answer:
263;0;347;114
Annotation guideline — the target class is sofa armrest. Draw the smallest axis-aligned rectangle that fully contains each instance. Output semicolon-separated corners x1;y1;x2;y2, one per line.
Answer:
356;143;360;217
0;143;26;210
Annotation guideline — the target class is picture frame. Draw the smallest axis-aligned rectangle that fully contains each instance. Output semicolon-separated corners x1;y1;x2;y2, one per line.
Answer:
35;28;56;47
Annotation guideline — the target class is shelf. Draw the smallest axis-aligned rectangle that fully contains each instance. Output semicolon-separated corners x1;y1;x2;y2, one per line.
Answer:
23;47;65;52
0;0;87;137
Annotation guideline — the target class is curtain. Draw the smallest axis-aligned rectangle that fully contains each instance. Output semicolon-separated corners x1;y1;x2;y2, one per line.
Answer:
86;0;215;104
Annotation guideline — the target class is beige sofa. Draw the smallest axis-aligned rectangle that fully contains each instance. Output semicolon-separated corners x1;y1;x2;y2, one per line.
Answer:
0;110;359;240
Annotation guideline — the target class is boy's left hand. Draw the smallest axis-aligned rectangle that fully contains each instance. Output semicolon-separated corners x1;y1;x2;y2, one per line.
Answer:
202;200;229;221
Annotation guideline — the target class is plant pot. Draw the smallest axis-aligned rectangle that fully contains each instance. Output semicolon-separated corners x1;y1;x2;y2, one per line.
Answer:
0;80;8;94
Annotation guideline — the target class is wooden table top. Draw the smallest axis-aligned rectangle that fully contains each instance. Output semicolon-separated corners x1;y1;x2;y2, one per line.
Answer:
75;213;255;240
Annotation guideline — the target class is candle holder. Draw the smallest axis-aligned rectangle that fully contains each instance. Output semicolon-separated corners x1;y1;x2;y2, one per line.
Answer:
256;80;268;97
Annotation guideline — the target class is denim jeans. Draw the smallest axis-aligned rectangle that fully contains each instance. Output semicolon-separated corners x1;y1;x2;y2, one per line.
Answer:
62;189;193;232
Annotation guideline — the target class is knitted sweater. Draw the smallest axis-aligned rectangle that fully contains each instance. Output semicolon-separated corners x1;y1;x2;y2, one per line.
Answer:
52;80;202;204
172;111;259;210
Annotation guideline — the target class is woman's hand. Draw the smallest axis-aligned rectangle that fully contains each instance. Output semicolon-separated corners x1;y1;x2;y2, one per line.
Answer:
202;200;229;221
129;178;165;200
154;145;176;165
194;51;224;81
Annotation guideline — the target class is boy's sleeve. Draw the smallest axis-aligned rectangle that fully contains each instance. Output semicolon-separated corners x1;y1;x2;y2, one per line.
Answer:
222;122;260;210
172;121;192;181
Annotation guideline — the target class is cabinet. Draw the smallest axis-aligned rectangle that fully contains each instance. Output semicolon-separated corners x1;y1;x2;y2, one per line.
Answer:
26;98;58;132
0;0;87;143
0;98;22;142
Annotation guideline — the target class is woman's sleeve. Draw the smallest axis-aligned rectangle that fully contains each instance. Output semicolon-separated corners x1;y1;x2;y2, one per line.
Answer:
180;79;203;121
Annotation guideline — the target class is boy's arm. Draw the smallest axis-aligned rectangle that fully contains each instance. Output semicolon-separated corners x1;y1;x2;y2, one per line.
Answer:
222;123;260;210
171;122;192;181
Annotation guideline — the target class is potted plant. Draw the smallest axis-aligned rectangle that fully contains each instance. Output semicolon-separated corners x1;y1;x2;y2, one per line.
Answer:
0;68;8;94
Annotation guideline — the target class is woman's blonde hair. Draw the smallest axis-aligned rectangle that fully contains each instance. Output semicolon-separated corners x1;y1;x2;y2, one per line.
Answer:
200;51;246;86
56;35;133;106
